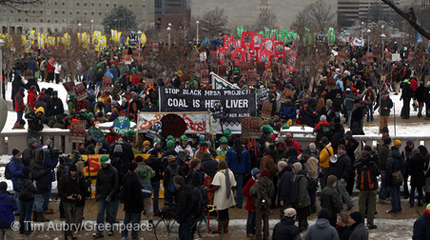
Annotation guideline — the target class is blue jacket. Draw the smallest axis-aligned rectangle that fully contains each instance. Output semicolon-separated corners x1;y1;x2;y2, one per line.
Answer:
8;157;24;190
0;192;17;229
42;156;59;183
110;68;118;80
225;147;251;174
280;102;297;120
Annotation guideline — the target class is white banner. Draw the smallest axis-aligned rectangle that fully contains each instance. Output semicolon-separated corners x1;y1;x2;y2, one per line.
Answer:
353;38;364;47
211;72;240;90
137;112;212;133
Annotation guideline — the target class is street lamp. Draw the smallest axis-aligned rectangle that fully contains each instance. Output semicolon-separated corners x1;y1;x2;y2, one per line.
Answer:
167;23;172;45
366;29;371;53
91;19;94;34
78;22;82;33
137;30;142;57
381;33;386;60
361;21;364;39
196;20;199;45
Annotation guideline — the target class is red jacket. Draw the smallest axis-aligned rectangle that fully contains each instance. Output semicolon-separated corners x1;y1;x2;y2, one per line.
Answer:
27;89;37;110
14;91;26;112
243;177;256;212
410;78;418;92
286;139;302;156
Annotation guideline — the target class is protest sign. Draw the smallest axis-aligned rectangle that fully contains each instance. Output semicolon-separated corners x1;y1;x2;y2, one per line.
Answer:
241;117;261;139
101;76;113;91
261;102;273;119
138;112;212;134
88;126;106;142
63;82;75;95
113;116;130;135
74;83;87;101
70;121;86;143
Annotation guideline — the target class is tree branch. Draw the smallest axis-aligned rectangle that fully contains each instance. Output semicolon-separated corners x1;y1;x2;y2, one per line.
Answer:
381;0;430;40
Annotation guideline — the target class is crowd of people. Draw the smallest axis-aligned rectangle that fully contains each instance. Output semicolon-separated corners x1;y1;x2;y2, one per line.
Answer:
2;37;430;240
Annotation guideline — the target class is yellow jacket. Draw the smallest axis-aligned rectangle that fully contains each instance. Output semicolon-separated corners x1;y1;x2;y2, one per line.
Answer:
319;145;334;168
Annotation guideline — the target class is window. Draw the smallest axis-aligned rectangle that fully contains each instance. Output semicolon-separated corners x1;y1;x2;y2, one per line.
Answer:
54;18;58;23
2;17;6;22
32;18;36;23
98;2;101;7
32;10;36;14
83;10;87;15
10;9;14;13
98;11;102;16
17;18;21;22
142;4;145;7
91;1;94;6
76;11;80;15
47;9;51;15
69;1;73;7
54;10;58;14
17;10;21;13
69;10;73;15
25;18;28;22
10;17;14;22
55;28;58;32
62;1;65;6
91;11;95;15
39;10;43;14
47;27;51;33
2;9;6;14
106;3;109;7
76;1;80;6
129;4;132;7
83;1;87;6
40;19;43;23
40;28;43;33
47;18;51;23
47;1;51;6
113;2;116;7
142;11;146;15
54;1;58;6
62;10;65;14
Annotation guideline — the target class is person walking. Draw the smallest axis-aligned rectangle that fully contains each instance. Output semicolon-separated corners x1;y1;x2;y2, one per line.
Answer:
8;149;24;215
379;90;393;133
362;86;377;122
330;144;354;211
17;167;37;235
319;136;334;189
173;175;194;240
292;162;311;232
250;169;274;240
136;155;155;226
225;137;251;209
120;162;144;240
243;168;260;238
14;87;26;123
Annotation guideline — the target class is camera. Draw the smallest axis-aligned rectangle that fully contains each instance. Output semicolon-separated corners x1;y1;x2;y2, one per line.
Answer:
46;148;62;159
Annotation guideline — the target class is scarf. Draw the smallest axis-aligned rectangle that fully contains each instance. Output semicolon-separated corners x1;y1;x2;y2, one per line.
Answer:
224;169;231;199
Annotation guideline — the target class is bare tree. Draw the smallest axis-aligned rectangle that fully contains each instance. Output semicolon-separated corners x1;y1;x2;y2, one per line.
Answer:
291;0;336;33
249;10;278;32
200;7;228;39
0;0;46;15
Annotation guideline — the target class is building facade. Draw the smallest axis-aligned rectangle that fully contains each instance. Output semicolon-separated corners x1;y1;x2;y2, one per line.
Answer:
0;0;154;34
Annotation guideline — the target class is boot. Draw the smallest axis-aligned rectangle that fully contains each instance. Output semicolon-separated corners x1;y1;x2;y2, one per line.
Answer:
37;212;49;222
418;198;424;207
212;222;222;234
222;219;229;233
32;212;38;222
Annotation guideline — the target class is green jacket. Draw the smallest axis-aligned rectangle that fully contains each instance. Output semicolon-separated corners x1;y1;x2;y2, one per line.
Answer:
137;163;155;183
380;97;393;116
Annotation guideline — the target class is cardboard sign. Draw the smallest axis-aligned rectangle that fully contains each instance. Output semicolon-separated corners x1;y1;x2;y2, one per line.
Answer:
70;121;86;143
102;76;113;91
261;102;273;119
63;82;75;95
241;62;253;75
241;117;261;139
74;83;87;101
280;88;295;103
201;69;210;83
113;116;130;135
138;112;212;133
247;72;259;86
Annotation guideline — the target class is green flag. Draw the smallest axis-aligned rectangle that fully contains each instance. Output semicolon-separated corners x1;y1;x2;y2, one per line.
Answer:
327;27;335;42
264;27;270;39
237;27;244;38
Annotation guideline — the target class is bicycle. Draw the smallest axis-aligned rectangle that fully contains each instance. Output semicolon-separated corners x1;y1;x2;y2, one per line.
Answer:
154;204;224;240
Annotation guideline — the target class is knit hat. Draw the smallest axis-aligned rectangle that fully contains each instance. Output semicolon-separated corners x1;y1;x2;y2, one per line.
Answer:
318;208;331;220
326;99;333;105
143;140;151;146
251;168;260;178
309;143;316;151
261;169;270;178
293;162;302;172
28;137;37;145
100;154;111;164
320;115;327;122
166;140;175;147
12;149;20;156
394;139;401;146
69;164;77;172
69;94;76;100
128;162;138;171
18;87;25;93
167;155;176;163
284;208;297;218
0;182;7;192
349;211;363;224
406;139;414;146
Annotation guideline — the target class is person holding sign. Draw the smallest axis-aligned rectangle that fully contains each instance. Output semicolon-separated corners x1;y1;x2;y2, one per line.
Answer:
175;135;194;158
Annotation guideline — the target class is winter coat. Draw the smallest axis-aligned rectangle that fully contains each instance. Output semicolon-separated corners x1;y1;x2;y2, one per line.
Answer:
201;157;218;180
305;218;340;240
294;172;310;209
29;158;49;194
163;163;184;190
425;87;430;105
320;145;334;169
272;217;301;240
16;177;37;201
136;163;155;183
377;144;390;170
96;165;119;199
250;176;275;208
330;151;351;180
320;185;342;217
25;107;45;133
314;121;330;142
333;97;342;112
22;145;37;167
280;101;297;120
415;85;426;103
319;106;336;123
413;212;430;240
58;173;84;203
11;77;25;102
350;104;364;128
401;83;414;100
260;154;278;178
0;192;18;229
409;153;425;187
380;97;393;116
362;88;376;104
343;93;355;111
385;149;406;187
225;146;251;174
349;222;368;240
27;89;37;110
337;225;352;240
8;157;24;190
355;159;380;191
42;155;58;184
212;169;236;210
285;139;302;156
175;184;194;223
277;166;295;208
145;156;164;183
243;177;256;212
14;90;26;112
299;107;317;127
46;97;64;117
306;154;319;179
122;171;144;213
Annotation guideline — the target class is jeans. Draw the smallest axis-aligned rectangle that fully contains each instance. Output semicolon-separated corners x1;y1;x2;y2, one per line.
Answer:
234;174;244;207
14;191;21;214
33;194;44;212
17;111;23;123
390;185;402;213
63;202;76;237
336;179;354;207
410;186;424;204
179;215;193;240
379;171;390;200
151;182;160;213
43;182;52;211
96;197;117;233
246;211;256;235
320;168;330;189
121;212;141;240
366;103;374;121
426;103;430;118
19;200;33;233
112;199;120;224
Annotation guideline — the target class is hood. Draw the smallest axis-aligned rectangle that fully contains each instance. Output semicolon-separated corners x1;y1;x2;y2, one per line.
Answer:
391;149;402;159
418;145;428;156
280;217;295;225
315;218;331;229
35;106;45;116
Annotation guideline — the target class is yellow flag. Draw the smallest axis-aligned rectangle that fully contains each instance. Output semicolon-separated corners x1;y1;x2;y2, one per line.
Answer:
21;35;27;45
117;32;122;43
24;40;32;53
37;33;44;48
93;31;101;41
63;33;71;46
126;37;130;46
29;30;36;40
99;35;107;48
140;32;147;45
47;36;56;47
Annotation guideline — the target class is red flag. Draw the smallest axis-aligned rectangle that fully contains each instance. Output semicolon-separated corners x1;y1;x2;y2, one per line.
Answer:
224;36;234;50
242;31;254;49
258;49;272;69
274;42;285;59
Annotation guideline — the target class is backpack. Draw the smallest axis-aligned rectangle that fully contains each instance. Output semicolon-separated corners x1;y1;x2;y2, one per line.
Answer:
166;165;179;192
305;172;318;193
358;166;375;190
141;181;153;198
191;185;209;212
5;160;12;180
138;164;148;179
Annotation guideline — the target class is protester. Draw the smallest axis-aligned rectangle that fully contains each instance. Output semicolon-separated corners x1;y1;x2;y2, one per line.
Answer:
0;182;18;240
250;169;274;240
272;208;301;240
348;211;368;240
8;149;24;215
386;140;406;214
305;208;340;240
277;160;295;219
17;167;37;235
412;203;430;240
243;168;260;238
336;212;351;240
320;175;342;227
